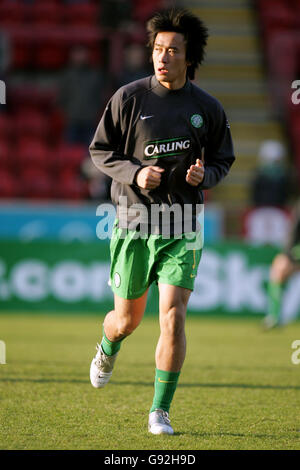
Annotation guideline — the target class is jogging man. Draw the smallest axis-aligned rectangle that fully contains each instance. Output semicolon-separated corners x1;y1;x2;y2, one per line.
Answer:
89;8;235;435
264;202;300;330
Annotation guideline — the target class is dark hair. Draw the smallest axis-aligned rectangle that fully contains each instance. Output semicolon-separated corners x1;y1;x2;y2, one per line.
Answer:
146;8;209;80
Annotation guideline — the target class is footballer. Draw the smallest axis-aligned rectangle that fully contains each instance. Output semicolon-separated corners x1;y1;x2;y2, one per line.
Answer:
89;8;235;435
264;202;300;330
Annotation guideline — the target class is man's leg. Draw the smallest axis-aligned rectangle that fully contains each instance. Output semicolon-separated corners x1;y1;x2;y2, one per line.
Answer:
100;290;148;355
265;253;294;329
149;284;191;434
103;290;149;342
90;290;148;388
156;284;191;372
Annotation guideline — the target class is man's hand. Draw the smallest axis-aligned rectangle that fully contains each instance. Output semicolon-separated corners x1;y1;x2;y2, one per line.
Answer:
186;159;204;186
136;166;165;189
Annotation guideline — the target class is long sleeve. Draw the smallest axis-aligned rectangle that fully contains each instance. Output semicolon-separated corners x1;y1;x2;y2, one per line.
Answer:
199;102;235;190
89;89;143;185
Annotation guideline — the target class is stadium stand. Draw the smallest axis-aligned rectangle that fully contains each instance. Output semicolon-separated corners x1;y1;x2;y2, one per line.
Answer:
20;168;54;199
0;0;297;210
0;169;19;198
0;141;10;172
184;0;286;232
0;0;161;201
256;0;300;183
181;0;299;235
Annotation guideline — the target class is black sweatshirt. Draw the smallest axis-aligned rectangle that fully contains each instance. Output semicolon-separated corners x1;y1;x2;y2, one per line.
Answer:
89;75;235;233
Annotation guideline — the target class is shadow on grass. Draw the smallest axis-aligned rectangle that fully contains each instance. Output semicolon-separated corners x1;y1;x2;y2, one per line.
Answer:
1;377;300;390
173;431;279;439
112;381;300;391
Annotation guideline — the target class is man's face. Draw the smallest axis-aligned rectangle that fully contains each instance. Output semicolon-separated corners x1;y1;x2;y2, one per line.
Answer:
152;31;189;90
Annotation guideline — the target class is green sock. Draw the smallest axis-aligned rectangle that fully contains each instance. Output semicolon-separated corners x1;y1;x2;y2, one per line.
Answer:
150;368;181;414
267;280;283;323
101;329;123;356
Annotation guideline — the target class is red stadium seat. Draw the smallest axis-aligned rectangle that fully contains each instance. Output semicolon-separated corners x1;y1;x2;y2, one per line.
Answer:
64;28;103;66
63;3;100;27
16;139;52;173
20;168;54;199
28;2;63;26
49;109;65;144
56;143;88;174
132;0;162;22
258;0;295;28
289;108;300;147
257;0;296;52
0;1;26;27
0;170;19;198
0;114;12;140
57;173;88;200
33;30;68;70
15;109;50;140
31;26;102;69
286;101;300;182
0;141;11;171
9;87;63;143
10;86;56;114
8;27;34;69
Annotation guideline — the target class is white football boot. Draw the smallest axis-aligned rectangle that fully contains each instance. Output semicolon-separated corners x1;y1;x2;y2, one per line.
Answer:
90;343;118;389
148;409;174;435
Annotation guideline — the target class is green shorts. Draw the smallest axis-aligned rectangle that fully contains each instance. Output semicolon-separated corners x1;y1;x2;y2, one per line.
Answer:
109;225;202;299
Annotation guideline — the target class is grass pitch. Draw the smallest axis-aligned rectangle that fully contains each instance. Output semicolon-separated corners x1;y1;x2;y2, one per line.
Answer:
0;313;300;450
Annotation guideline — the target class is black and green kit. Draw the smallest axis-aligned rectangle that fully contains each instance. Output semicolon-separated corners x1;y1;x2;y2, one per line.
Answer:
90;75;235;297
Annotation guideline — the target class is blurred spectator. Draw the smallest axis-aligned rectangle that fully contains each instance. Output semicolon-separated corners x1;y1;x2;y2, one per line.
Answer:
57;45;107;146
263;199;300;330
243;205;291;246
81;157;111;201
244;140;294;245
0;31;10;76
101;0;133;31
116;42;151;87
251;140;292;207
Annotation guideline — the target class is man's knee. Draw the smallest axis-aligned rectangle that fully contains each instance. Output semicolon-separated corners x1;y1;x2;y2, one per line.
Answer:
113;292;148;338
117;315;139;337
160;306;186;338
270;254;293;283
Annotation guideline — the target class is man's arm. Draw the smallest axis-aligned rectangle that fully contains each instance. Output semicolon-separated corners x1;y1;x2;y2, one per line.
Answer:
198;102;235;190
89;90;143;186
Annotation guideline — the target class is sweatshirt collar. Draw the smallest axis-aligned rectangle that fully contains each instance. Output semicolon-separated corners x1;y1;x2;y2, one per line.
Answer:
151;75;191;97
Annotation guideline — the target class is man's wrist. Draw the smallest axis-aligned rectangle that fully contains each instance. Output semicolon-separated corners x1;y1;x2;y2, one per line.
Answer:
133;167;143;186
